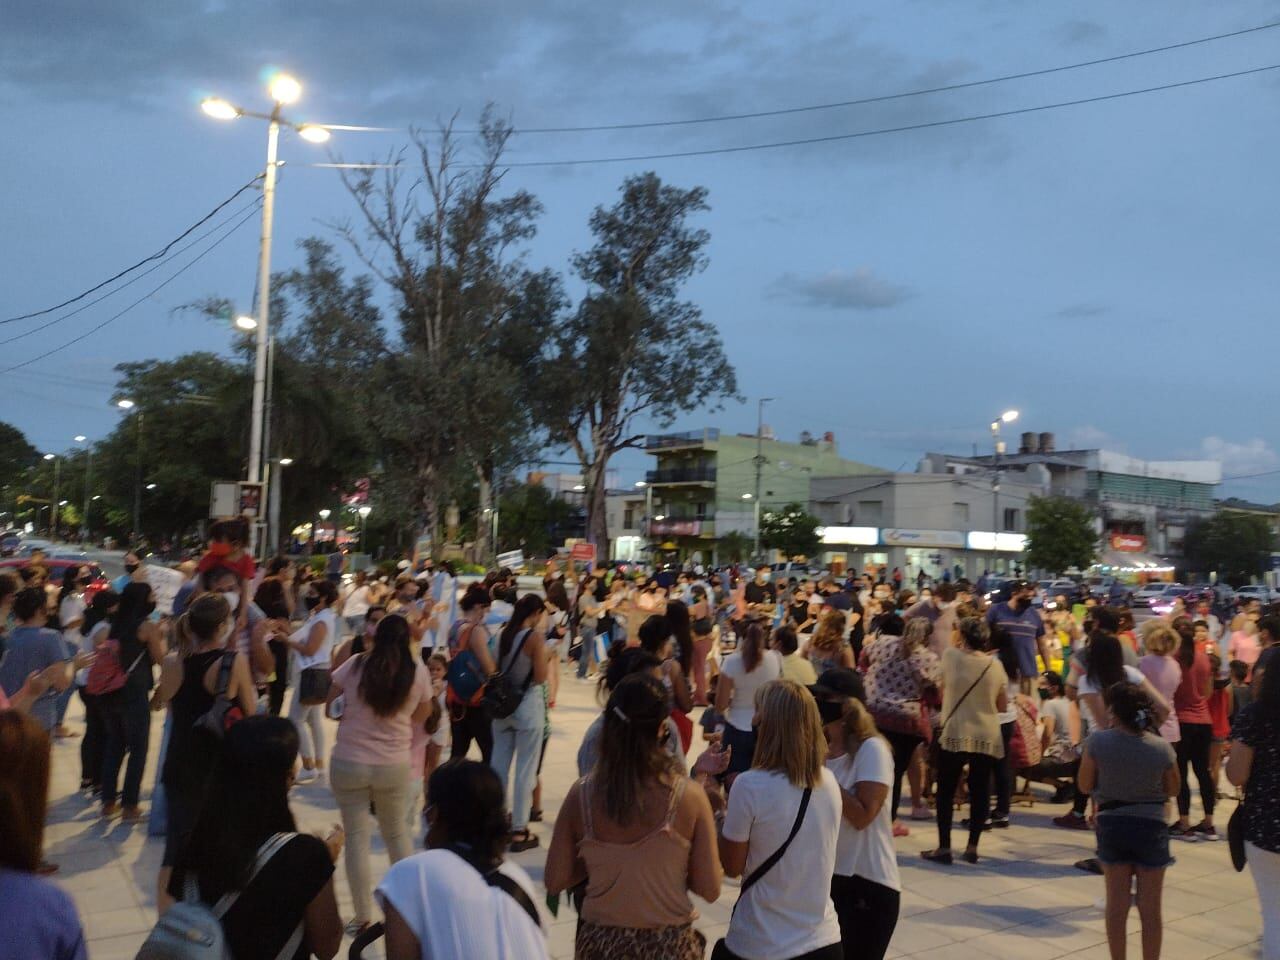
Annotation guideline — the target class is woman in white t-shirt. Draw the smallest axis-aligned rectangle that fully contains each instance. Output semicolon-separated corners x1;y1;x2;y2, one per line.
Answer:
342;571;373;636
377;759;548;960
287;578;339;783
715;679;842;960
821;694;900;960
1076;633;1170;733
714;621;783;776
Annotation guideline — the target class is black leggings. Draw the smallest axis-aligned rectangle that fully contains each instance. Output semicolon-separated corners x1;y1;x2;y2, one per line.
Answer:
831;874;900;960
880;729;923;821
935;749;995;850
78;688;105;788
267;639;289;717
993;720;1015;817
1175;721;1215;819
450;705;493;764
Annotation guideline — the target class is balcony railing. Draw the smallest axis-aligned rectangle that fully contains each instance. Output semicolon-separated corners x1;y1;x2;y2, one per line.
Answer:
645;467;717;485
648;518;715;537
645;428;720;450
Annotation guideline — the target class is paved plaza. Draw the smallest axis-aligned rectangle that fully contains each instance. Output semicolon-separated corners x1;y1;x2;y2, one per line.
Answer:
49;665;1263;960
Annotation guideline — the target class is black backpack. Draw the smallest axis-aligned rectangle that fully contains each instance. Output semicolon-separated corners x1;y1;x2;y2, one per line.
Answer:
482;629;533;720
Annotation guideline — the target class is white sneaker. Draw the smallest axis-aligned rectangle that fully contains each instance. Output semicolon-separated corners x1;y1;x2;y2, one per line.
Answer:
295;767;318;785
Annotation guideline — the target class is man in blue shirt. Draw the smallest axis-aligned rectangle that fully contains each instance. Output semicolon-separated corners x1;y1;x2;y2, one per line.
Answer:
985;578;1050;681
0;587;73;732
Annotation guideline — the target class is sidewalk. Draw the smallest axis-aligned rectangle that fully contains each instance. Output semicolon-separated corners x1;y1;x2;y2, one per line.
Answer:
48;669;1262;959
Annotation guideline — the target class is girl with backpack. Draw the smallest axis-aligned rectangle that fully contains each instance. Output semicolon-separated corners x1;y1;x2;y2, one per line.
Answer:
158;716;343;960
77;589;118;795
446;585;497;763
154;593;256;911
489;593;548;853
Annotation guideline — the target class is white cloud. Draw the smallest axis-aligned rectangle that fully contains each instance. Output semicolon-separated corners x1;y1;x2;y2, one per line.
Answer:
769;268;911;311
1199;436;1279;478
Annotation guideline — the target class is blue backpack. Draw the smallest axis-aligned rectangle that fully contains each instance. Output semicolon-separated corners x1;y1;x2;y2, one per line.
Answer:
136;833;300;960
446;621;489;706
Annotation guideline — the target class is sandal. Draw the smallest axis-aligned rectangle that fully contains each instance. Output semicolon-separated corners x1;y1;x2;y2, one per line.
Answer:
529;808;543;823
920;849;953;865
509;830;540;853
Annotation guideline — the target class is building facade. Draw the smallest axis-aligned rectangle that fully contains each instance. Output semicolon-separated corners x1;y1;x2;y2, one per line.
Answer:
643;427;885;565
809;472;1044;581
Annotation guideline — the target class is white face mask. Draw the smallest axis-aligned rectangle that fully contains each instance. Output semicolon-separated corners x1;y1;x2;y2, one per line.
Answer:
220;591;240;614
217;621;236;646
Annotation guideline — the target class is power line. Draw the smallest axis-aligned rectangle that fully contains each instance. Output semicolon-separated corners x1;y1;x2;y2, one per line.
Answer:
2;202;262;374
497;19;1280;134
311;62;1280;171
0;196;263;346
1;175;263;326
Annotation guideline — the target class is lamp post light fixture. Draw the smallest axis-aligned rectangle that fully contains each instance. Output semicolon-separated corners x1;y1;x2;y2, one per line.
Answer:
145;483;158;491
235;314;258;331
42;453;61;538
115;398;143;543
357;504;372;552
201;73;333;505
74;435;93;539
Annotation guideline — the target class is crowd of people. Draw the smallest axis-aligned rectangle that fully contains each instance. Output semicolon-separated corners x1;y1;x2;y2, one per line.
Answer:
0;539;1277;960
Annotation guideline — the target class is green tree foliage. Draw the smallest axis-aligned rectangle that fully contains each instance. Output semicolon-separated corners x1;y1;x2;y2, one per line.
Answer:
1024;495;1098;575
0;421;39;477
759;503;822;559
495;483;578;557
718;530;752;564
1184;511;1276;587
539;173;739;549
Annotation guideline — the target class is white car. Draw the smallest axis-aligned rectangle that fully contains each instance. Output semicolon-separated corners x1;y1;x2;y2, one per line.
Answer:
1133;582;1181;607
1236;584;1275;604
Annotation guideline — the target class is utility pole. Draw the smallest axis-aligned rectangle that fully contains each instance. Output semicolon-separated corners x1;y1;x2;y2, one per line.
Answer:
753;398;774;559
989;410;1019;576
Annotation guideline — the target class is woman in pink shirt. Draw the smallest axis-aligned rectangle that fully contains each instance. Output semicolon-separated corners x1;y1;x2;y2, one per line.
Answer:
1169;618;1216;841
1229;620;1261;668
326;614;432;934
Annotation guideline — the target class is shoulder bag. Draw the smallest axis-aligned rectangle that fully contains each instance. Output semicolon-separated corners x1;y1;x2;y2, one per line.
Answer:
710;787;813;960
194;651;244;740
1228;788;1249;872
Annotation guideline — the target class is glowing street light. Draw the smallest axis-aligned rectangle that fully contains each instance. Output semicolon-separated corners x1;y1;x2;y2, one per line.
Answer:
43;453;54;461
235;314;258;331
201;98;241;120
116;398;136;410
298;124;331;143
268;73;302;104
145;483;158;491
278;457;294;467
74;435;87;443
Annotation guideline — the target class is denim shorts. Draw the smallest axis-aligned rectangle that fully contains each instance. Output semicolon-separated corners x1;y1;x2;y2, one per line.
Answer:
1096;814;1173;869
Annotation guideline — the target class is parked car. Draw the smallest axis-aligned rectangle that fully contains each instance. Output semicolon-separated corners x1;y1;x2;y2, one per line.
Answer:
1035;579;1079;608
1236;584;1275;605
14;538;54;558
1132;582;1180;607
0;533;20;557
1148;585;1193;615
0;558;109;604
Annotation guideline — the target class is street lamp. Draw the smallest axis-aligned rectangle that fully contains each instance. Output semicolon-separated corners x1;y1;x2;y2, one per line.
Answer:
115;398;143;544
753;397;774;558
145;483;158;491
357;504;372;553
267;456;292;556
201;73;334;504
42;453;60;539
75;435;93;540
235;314;258;331
989;409;1020;575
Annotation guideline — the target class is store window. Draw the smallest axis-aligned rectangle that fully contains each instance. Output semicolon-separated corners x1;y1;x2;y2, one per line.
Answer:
1003;507;1019;532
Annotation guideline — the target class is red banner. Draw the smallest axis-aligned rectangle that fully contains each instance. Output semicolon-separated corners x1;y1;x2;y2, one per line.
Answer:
1109;534;1146;552
570;542;596;563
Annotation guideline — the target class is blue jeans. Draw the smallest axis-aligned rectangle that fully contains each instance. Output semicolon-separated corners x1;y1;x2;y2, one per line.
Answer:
54;682;76;726
490;687;543;830
576;625;597;678
100;683;151;808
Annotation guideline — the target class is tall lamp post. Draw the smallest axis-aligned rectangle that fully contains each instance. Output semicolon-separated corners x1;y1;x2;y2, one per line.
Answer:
358;505;372;554
42;454;60;539
752;397;774;559
990;409;1019;575
116;399;143;544
75;435;92;541
635;480;652;559
201;74;332;510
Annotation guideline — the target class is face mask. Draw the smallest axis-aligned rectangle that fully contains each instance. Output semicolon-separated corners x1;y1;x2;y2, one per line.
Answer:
221;591;240;613
124;563;139;574
1014;597;1032;612
817;699;845;725
304;594;321;611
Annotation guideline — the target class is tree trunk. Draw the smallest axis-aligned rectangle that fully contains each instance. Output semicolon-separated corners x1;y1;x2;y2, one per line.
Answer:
474;461;493;564
585;456;609;556
418;460;442;561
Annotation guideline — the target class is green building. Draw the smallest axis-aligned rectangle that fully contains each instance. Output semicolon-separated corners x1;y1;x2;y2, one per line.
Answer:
643;427;887;564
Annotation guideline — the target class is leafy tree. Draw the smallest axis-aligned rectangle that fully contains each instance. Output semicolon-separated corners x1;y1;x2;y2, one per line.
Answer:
539;173;739;549
1024;495;1098;574
495;482;578;557
1184;511;1276;587
0;421;38;478
718;530;752;564
759;502;822;559
337;111;553;559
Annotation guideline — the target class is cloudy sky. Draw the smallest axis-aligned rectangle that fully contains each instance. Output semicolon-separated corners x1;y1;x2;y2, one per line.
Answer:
4;1;1280;499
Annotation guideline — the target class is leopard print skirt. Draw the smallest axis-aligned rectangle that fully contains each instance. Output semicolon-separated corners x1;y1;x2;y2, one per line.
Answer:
575;919;706;960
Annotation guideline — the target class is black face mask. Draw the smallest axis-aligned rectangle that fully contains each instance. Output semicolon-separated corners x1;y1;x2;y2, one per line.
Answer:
124;563;139;574
304;594;321;611
817;699;845;725
1014;597;1032;612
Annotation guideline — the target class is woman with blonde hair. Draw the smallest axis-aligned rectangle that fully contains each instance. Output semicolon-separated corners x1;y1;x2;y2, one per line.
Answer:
715;679;842;960
1138;621;1182;745
821;695;900;960
806;608;853;674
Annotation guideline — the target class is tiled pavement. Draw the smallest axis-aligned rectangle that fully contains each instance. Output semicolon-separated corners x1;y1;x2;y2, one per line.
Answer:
48;670;1263;959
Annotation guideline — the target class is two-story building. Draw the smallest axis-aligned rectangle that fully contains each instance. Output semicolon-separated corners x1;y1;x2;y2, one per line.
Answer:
643;427;885;565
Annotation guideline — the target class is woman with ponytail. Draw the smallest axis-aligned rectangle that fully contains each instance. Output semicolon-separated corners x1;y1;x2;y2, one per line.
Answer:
715;620;783;776
327;614;432;934
1078;681;1179;960
546;673;721;960
489;593;548;853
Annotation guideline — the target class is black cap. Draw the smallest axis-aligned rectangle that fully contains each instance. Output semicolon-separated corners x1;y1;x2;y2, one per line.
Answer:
809;667;865;704
1006;578;1031;592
